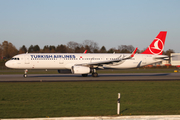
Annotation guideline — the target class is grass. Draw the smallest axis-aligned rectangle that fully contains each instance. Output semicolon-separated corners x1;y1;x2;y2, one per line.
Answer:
0;81;180;118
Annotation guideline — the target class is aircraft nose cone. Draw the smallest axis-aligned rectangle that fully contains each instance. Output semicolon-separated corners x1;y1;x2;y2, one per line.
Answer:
5;61;11;68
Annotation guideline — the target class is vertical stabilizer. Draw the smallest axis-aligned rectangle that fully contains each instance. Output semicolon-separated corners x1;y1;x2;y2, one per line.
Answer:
141;31;167;55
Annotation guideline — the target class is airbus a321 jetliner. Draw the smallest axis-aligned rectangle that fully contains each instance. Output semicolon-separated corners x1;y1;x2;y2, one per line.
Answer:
5;31;168;77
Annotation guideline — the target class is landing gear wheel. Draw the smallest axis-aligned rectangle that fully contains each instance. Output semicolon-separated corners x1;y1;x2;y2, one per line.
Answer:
82;74;88;77
92;73;98;77
23;69;28;78
23;74;27;78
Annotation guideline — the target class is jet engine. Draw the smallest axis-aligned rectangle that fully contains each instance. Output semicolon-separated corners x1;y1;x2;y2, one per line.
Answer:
71;66;90;74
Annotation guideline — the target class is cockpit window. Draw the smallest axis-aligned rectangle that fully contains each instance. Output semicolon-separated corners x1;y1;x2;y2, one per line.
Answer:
11;58;20;60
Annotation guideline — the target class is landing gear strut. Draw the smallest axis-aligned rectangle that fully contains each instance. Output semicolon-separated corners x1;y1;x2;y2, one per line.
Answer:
92;69;98;77
23;69;28;78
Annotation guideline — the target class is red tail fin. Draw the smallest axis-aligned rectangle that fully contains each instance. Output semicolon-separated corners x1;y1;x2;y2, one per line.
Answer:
141;31;167;55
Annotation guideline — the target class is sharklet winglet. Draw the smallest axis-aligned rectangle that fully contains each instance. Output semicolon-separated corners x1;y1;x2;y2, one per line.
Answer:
131;47;138;57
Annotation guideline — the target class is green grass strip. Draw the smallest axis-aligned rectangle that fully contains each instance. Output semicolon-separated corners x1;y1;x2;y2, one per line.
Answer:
0;81;180;118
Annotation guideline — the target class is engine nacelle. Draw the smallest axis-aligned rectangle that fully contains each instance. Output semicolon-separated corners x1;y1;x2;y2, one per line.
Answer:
57;69;72;74
71;66;90;74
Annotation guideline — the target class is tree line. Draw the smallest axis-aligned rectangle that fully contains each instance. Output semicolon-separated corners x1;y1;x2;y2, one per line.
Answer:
0;40;175;59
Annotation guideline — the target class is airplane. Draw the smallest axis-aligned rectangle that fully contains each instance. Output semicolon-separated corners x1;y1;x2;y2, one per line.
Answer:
5;31;168;78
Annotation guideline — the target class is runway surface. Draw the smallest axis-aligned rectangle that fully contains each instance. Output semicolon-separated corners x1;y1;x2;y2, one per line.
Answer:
1;73;180;82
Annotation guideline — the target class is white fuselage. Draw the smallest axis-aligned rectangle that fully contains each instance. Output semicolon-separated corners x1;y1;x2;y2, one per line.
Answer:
5;53;166;70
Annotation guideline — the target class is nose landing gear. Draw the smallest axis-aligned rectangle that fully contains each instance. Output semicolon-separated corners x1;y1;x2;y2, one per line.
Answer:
23;69;28;78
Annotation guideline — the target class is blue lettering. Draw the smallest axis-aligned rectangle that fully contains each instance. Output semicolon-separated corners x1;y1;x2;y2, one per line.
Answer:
49;55;52;58
66;55;69;58
30;54;76;59
34;55;37;58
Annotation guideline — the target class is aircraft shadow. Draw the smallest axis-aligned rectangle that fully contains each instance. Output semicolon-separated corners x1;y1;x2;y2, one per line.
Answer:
100;73;169;77
29;73;169;78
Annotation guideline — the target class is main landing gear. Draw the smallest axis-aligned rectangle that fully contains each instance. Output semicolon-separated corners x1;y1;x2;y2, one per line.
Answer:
81;69;98;77
81;73;98;77
92;72;98;77
92;69;98;77
23;69;28;78
82;69;98;77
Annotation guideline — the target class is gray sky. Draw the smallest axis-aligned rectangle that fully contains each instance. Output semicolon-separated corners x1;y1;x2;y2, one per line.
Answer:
1;0;180;52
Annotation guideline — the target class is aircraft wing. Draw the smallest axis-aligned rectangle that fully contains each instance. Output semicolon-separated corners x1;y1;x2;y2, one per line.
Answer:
76;48;138;67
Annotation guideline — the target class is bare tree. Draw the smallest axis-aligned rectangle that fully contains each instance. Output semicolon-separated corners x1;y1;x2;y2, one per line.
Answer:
2;41;8;58
67;41;82;53
28;45;34;53
1;41;18;58
0;43;2;59
84;45;91;53
100;46;107;53
33;45;40;53
7;42;18;58
75;46;81;53
107;48;116;53
164;49;175;57
49;45;56;53
56;44;68;53
19;45;27;54
118;45;135;53
83;40;99;53
42;45;50;53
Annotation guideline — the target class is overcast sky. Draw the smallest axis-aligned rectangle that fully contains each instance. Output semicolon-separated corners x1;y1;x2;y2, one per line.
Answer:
1;0;180;52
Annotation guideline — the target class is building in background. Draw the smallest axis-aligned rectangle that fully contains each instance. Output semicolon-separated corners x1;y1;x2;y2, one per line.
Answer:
171;53;180;68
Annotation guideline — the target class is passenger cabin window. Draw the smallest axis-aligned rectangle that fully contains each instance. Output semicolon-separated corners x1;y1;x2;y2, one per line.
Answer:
11;58;19;60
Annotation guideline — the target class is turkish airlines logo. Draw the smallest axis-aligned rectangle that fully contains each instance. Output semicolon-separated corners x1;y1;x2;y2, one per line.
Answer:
148;38;164;55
